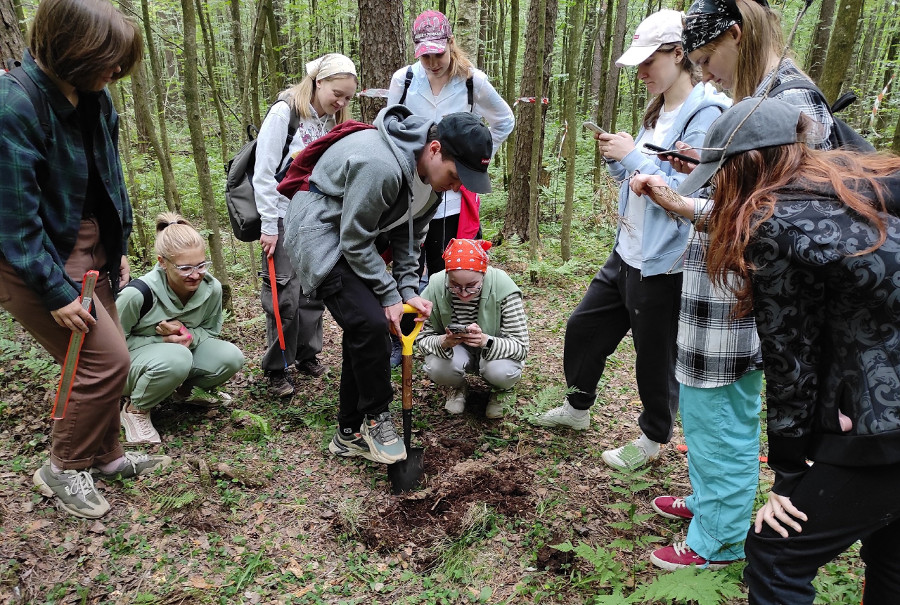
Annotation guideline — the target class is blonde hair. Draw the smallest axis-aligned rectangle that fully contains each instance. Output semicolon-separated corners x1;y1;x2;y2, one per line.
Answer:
642;44;700;130
154;212;204;260
445;38;474;81
702;0;784;100
283;75;357;124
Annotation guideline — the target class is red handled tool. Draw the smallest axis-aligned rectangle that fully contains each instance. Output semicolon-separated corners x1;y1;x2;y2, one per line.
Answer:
51;270;99;420
267;255;289;370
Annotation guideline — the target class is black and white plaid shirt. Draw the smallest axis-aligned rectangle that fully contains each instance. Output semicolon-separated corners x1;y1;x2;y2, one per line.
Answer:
676;59;834;387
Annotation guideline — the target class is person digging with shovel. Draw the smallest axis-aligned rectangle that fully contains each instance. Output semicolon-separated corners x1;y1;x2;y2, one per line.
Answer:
279;106;493;465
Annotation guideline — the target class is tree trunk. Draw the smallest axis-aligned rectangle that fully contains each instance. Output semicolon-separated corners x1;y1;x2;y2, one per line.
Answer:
0;0;25;65
246;0;268;126
195;0;230;163
180;0;232;311
502;0;558;242
357;0;406;123
806;0;838;83
600;0;629;131
114;85;150;260
140;0;182;212
503;0;520;189
593;0;614;189
455;0;479;57
526;0;547;266
819;0;865;103
229;0;252;133
561;0;585;261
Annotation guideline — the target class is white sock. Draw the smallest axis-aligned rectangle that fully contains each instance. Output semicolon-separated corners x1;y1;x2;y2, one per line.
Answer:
563;402;589;418
50;462;62;474
636;433;661;455
96;456;127;473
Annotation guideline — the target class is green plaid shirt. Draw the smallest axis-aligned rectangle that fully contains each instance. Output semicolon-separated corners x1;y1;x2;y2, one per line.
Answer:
0;52;132;311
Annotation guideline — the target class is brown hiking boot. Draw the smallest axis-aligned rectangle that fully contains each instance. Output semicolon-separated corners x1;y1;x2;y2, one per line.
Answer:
267;371;294;397
296;357;327;378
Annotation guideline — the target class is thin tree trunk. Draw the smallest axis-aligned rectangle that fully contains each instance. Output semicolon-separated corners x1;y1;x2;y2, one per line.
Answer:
114;84;150;261
180;0;232;311
819;0;865;103
561;0;585;261
527;0;547;268
601;0;629;130
593;0;614;189
504;0;520;189
806;0;838;82
140;0;182;212
246;0;268;126
195;0;230;163
502;0;557;242
229;0;252;133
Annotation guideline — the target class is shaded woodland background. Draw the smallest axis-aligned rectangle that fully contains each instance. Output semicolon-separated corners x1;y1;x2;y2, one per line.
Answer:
1;0;895;290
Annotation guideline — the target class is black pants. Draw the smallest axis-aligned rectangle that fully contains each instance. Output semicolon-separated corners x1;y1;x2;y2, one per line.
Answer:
420;213;462;277
745;460;900;605
315;258;393;432
563;251;681;443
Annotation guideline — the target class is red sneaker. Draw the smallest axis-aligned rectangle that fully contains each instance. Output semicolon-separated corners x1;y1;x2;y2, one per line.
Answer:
652;496;694;520
650;542;735;571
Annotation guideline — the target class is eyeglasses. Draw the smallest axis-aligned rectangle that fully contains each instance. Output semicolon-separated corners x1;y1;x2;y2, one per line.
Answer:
446;281;483;295
165;258;211;277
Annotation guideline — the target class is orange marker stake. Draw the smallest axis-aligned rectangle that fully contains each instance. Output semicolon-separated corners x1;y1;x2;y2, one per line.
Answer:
51;270;99;420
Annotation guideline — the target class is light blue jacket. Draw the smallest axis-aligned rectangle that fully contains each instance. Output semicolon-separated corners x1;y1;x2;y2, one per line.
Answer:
607;83;730;276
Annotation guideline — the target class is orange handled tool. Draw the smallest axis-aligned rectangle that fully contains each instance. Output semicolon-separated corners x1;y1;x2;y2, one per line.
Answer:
51;270;99;420
267;255;289;369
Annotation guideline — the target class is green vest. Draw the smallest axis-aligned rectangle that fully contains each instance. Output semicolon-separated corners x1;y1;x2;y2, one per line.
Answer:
422;267;521;336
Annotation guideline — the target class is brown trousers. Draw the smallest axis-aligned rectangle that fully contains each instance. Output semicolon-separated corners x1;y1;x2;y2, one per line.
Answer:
0;219;129;469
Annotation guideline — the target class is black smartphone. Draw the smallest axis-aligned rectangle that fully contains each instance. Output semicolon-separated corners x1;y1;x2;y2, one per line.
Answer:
447;323;468;334
582;121;608;135
643;143;700;165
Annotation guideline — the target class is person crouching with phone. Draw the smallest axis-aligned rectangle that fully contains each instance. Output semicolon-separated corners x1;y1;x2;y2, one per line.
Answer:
416;239;528;418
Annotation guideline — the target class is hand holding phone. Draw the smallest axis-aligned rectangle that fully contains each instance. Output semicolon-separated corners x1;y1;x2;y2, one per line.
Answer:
447;323;468;334
643;143;700;165
582;121;608;135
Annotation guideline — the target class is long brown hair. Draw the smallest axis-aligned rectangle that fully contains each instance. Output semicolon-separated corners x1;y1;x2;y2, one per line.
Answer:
29;0;142;91
704;120;900;317
642;44;700;130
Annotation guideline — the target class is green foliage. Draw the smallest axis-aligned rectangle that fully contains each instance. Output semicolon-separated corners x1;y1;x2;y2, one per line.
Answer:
594;566;744;605
552;540;624;589
230;409;272;442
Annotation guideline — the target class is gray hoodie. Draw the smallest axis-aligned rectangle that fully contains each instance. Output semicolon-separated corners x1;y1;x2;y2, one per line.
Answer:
283;105;439;307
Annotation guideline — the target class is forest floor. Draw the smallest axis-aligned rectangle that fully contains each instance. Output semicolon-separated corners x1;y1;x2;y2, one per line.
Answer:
0;257;864;604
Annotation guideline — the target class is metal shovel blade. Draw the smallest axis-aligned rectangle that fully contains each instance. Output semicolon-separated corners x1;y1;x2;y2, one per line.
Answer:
388;311;425;494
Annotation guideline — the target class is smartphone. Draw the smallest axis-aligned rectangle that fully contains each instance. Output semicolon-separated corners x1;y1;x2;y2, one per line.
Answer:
643;142;700;165
447;323;468;334
582;121;608;135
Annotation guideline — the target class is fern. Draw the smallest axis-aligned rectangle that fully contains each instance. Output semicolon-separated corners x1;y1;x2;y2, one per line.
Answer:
231;409;272;442
552;541;625;590
152;489;200;513
630;566;744;605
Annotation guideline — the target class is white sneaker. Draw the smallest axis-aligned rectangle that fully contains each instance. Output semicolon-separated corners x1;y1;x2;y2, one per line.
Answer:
445;385;467;414
120;408;161;443
602;438;660;470
533;402;590;430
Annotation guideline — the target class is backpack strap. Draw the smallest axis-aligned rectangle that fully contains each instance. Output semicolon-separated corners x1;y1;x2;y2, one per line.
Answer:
7;65;51;146
122;278;154;320
398;66;414;105
466;75;474;112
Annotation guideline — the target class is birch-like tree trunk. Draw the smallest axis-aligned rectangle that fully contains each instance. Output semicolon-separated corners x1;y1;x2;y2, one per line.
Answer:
180;0;232;310
561;0;585;261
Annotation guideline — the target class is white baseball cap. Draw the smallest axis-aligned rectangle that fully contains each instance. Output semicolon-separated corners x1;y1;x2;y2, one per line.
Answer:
615;9;685;67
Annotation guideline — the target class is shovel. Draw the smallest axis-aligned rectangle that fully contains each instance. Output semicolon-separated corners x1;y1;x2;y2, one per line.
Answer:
388;304;425;494
266;255;289;370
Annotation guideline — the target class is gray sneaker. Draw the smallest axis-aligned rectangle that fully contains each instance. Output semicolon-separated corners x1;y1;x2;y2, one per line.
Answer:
328;431;376;461
360;412;407;464
91;451;173;480
33;464;110;519
534;402;590;430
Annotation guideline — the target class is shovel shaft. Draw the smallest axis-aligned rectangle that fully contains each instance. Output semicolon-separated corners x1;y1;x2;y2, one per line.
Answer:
51;270;98;420
267;255;288;368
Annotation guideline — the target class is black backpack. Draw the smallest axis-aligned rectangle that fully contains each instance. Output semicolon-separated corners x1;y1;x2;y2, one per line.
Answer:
769;80;874;152
224;101;301;242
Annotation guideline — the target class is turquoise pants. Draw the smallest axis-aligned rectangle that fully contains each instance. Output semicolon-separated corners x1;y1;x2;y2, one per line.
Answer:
682;371;763;561
125;339;244;411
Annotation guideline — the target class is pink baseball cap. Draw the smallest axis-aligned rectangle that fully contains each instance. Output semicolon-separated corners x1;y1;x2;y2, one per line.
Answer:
413;10;452;58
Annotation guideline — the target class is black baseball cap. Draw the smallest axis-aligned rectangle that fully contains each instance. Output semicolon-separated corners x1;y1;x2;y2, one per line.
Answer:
437;112;493;193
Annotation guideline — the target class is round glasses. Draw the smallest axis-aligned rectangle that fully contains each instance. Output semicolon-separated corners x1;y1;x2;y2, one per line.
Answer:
447;282;483;295
166;258;212;277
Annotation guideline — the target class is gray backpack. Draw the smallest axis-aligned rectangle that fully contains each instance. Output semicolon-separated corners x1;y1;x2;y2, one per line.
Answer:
225;101;300;242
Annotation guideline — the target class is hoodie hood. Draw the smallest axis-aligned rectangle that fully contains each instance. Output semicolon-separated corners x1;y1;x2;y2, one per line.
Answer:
373;104;433;189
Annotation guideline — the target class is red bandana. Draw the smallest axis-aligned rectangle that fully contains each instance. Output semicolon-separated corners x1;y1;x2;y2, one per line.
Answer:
442;238;492;273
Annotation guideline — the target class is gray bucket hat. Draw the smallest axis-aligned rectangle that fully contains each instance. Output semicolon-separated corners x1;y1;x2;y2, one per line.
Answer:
677;97;803;195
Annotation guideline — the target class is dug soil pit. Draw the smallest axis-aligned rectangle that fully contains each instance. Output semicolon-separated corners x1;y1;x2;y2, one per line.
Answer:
340;426;535;567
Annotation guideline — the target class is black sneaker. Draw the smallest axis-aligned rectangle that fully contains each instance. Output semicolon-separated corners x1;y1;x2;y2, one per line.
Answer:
267;371;294;397
328;431;375;461
390;335;403;368
296;357;327;378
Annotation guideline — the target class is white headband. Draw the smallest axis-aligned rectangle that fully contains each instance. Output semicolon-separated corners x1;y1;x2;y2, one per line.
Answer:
306;53;357;81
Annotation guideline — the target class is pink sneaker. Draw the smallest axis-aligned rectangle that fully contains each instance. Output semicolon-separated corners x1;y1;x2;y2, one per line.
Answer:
650;542;735;571
652;496;694;520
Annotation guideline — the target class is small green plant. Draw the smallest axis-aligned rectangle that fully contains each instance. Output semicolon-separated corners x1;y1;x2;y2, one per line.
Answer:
519;384;578;423
594;565;745;605
606;464;662;581
430;502;498;581
551;540;625;590
231;409;272;442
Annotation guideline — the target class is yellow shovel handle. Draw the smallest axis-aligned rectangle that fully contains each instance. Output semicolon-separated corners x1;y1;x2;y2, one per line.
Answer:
400;303;424;355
